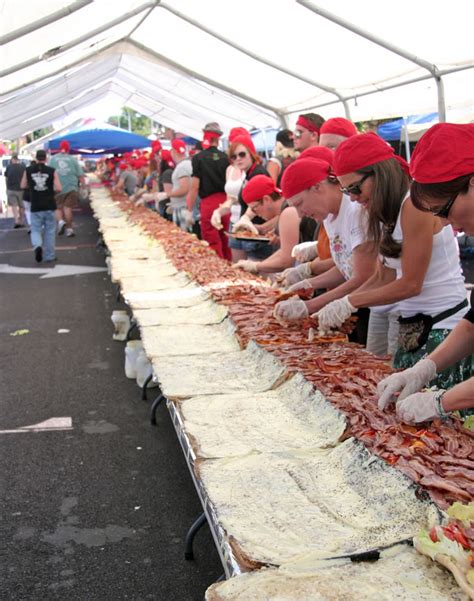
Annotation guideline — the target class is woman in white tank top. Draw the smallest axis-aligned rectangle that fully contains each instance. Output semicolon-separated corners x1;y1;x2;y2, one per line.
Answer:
317;132;470;393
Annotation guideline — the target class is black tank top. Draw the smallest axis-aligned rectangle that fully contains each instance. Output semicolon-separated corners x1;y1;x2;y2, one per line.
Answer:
27;163;56;212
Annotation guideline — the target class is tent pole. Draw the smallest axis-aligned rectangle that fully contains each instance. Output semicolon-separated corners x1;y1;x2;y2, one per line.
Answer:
403;117;411;162
297;0;447;127
0;0;93;45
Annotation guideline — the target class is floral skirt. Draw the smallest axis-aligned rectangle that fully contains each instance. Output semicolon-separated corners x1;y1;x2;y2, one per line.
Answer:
394;328;474;417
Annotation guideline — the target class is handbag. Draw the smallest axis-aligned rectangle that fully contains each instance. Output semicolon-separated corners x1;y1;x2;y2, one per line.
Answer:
398;299;468;353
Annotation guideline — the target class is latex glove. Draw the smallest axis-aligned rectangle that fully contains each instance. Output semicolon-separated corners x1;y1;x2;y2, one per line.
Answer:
287;279;313;293
233;215;259;235
396;390;446;424
281;262;313;287
155;192;168;203
234;259;259;273
165;205;174;215
377;358;437;411
273;298;309;322
182;209;194;228
316;296;356;333
291;241;318;263
211;208;223;230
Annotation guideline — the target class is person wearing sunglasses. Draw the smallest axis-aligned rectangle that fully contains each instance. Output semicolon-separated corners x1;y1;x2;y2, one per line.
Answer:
233;175;300;274
376;123;474;424
315;132;469;391
273;158;378;345
225;134;274;261
293;113;325;152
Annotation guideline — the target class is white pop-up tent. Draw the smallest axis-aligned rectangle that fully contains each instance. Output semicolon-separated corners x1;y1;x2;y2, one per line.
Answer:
1;0;473;141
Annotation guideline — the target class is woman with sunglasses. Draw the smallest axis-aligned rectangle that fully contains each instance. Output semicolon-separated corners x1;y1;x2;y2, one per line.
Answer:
226;135;274;261
376;123;474;424
316;132;469;392
273;157;378;345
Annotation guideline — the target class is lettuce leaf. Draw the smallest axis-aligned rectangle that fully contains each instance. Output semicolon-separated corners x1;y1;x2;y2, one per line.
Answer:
414;529;471;572
446;501;474;524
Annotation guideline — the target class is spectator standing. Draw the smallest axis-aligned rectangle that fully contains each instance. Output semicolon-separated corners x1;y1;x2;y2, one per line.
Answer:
188;122;231;259
49;140;84;237
5;154;26;228
21;150;61;263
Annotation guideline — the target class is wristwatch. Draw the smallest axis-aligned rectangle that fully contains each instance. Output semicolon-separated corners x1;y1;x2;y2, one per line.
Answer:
434;389;450;419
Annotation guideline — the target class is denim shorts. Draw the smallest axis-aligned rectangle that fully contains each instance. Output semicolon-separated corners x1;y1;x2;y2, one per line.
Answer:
228;236;273;260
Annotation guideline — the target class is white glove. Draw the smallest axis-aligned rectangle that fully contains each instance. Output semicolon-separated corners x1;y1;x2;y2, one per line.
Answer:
396;390;446;424
182;209;194;228
273;298;309;322
155;192;168;202
211;208;223;230
281;262;313;287
287;279;313;293
233;215;259;235
316;296;356;333
165;205;174;215
291;241;318;263
377;358;437;411
234;259;259;273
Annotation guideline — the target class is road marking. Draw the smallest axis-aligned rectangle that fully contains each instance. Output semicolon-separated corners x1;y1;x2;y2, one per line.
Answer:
0;417;73;434
0;263;107;278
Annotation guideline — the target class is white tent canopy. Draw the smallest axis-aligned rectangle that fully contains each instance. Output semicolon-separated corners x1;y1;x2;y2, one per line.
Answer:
1;0;473;141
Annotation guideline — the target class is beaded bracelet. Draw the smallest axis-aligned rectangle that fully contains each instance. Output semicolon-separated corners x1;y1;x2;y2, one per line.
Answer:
434;390;450;419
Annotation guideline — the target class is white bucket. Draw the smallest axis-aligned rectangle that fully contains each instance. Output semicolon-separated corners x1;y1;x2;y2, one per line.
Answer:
136;350;158;388
111;310;130;341
105;256;112;275
124;340;144;379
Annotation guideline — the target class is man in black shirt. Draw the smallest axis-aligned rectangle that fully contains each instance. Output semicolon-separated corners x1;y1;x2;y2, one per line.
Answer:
187;122;231;260
5;154;26;228
21;150;61;263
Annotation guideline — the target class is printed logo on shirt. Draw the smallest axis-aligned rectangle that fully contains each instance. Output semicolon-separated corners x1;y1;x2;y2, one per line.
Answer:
31;172;50;192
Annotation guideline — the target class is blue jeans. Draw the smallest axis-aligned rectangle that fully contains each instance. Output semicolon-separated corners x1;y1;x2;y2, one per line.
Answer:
30;211;56;261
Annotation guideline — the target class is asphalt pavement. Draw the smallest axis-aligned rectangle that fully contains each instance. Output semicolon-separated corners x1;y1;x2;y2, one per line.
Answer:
0;205;221;600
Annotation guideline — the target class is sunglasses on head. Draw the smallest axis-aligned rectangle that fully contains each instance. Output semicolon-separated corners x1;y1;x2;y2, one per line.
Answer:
231;151;248;160
293;129;303;138
340;173;372;195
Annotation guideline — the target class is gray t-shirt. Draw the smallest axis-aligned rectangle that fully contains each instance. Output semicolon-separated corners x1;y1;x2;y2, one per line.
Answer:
119;171;137;196
170;159;192;209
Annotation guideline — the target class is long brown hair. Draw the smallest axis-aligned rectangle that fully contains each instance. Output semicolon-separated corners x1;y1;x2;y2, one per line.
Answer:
357;158;410;258
411;174;472;211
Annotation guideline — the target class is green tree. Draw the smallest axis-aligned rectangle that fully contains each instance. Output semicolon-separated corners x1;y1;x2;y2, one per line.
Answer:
107;107;157;137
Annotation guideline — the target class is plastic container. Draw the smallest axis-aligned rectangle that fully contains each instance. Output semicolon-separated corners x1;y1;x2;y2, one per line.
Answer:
136;350;158;388
124;340;144;379
111;310;130;341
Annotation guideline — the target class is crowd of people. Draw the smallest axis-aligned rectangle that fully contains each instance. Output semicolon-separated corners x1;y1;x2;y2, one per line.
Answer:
13;115;474;423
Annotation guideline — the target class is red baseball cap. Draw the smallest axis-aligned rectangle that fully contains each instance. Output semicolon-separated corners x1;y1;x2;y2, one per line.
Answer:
229;127;249;143
161;149;175;168
410;123;474;183
281;158;332;200
320;118;358;138
59;140;70;152
242;175;281;204
299;146;334;164
171;139;186;154
334;132;409;176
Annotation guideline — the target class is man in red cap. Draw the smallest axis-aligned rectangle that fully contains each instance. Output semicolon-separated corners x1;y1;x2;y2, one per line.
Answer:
319;117;358;151
233;175;300;274
49;139;84;237
155;139;193;230
293;113;325;152
188;122;231;259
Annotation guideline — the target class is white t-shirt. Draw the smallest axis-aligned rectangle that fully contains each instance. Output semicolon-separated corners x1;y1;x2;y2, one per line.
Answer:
170;159;192;209
324;194;367;280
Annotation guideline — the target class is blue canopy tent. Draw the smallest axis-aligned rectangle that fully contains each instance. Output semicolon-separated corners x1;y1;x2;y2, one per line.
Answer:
47;121;152;155
377;113;438;141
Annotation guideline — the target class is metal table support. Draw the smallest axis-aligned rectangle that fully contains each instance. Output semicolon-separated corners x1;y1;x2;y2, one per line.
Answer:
141;373;154;401
150;392;165;425
184;512;208;560
126;318;138;342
